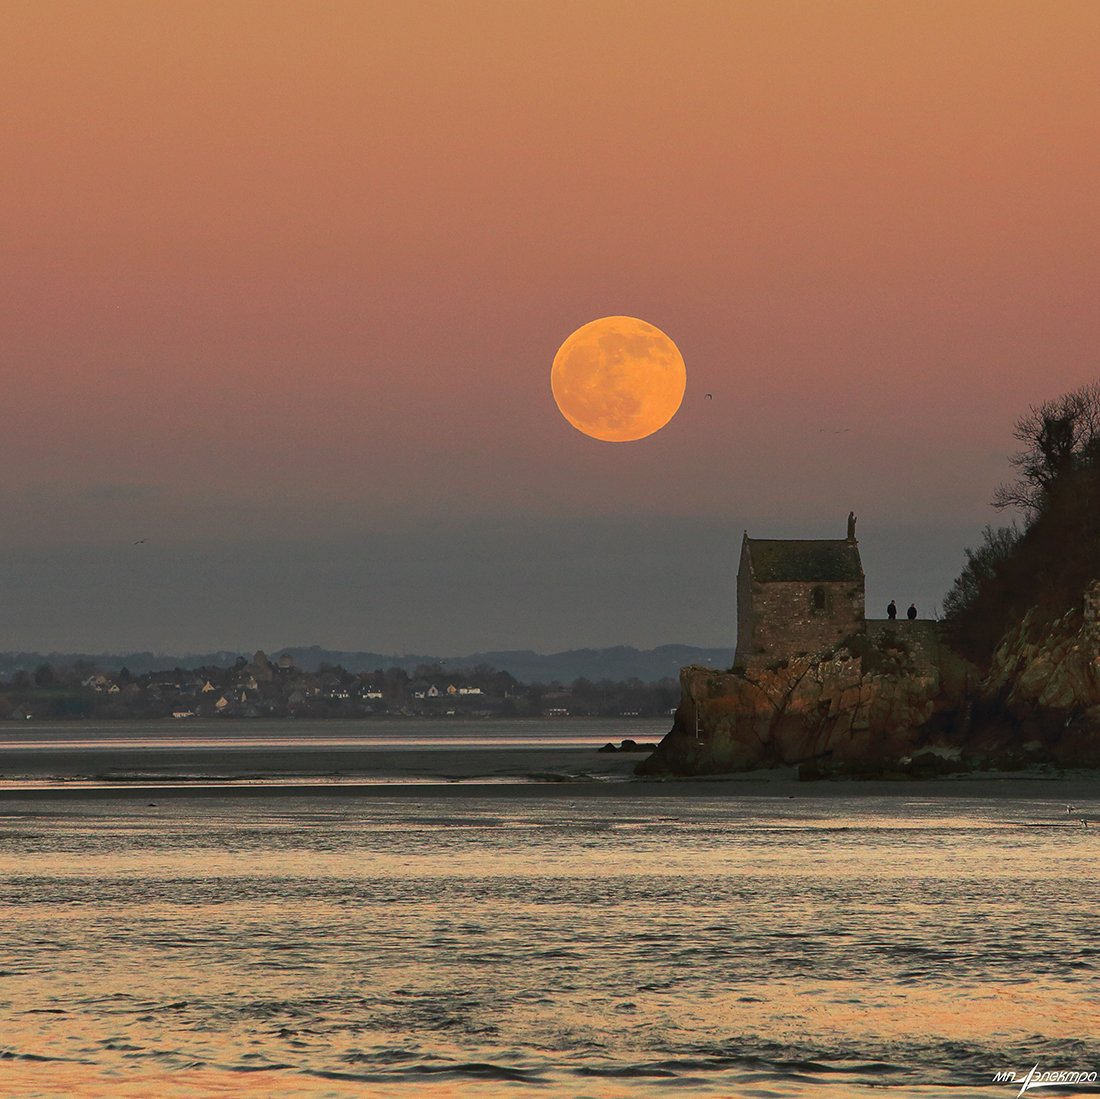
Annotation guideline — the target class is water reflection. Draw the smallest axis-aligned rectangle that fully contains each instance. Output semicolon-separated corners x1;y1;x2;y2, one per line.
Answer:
0;794;1096;1097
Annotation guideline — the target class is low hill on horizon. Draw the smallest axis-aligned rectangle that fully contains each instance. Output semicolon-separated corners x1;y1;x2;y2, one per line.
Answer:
0;643;732;685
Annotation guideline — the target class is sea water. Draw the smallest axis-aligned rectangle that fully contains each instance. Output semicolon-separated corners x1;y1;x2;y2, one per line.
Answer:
0;786;1097;1097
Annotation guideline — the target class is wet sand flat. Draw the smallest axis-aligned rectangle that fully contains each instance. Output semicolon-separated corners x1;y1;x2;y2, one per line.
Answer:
0;759;1097;805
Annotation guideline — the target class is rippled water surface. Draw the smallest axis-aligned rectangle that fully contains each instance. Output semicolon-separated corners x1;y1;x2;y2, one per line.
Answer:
1;791;1097;1097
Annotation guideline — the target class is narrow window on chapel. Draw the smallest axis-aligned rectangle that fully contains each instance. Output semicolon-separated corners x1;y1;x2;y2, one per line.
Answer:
812;586;827;611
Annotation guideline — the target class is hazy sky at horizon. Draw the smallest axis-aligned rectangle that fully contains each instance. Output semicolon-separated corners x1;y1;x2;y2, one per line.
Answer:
2;1;1098;653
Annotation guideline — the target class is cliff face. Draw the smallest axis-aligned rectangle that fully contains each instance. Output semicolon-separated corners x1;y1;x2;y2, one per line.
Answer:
638;623;972;776
972;580;1100;765
639;590;1100;776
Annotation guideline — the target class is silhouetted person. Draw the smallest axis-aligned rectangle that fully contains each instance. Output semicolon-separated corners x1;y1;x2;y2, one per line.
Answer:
907;604;917;621
887;600;897;620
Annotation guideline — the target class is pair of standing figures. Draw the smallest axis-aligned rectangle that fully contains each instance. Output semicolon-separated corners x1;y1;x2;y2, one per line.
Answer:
887;600;916;621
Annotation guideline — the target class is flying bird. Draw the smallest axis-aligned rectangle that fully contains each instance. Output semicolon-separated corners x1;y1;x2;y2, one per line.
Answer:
704;393;713;400
133;539;148;545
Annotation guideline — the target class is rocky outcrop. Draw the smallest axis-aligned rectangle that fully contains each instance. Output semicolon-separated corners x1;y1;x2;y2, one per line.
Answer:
638;623;973;776
641;587;1100;777
972;580;1100;765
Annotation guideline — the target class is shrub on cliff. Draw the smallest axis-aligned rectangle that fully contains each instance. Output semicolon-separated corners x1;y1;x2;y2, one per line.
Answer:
941;524;1021;661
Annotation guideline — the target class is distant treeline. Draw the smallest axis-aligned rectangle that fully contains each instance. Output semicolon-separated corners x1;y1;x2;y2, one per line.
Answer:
0;651;680;721
0;643;728;686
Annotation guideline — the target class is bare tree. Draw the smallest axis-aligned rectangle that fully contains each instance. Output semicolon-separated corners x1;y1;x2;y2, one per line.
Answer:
993;380;1100;516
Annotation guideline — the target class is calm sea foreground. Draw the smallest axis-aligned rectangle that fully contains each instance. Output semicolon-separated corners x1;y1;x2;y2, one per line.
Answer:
0;720;1097;1097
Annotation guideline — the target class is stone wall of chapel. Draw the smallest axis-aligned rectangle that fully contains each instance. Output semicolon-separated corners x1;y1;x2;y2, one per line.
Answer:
736;580;864;668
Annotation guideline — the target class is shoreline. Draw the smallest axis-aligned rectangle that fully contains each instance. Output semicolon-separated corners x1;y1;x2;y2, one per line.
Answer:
1;771;1097;802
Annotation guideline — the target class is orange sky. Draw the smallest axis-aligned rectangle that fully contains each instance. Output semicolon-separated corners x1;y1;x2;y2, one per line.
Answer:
2;1;1098;650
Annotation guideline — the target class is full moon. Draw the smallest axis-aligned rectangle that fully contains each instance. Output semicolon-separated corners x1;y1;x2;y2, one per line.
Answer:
551;316;686;442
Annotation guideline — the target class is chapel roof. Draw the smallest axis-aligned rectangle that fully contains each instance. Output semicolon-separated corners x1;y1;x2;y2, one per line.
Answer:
743;538;863;583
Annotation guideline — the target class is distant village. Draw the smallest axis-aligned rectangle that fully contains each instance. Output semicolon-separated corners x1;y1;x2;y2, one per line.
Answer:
0;650;678;721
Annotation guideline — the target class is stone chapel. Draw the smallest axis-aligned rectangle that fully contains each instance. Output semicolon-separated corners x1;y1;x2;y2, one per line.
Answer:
733;513;866;670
